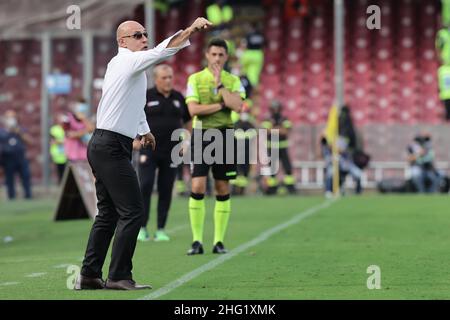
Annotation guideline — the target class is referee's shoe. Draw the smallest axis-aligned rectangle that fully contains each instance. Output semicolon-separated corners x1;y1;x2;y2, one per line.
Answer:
212;241;228;254
187;241;204;255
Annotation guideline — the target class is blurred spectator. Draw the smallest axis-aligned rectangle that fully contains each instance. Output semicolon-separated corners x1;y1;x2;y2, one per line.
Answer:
174;127;191;197
239;74;253;99
261;100;296;195
285;0;311;19
240;23;265;87
319;133;335;197
137;64;191;242
175;163;190;196
0;125;6;181
337;106;364;194
438;64;450;120
442;0;450;27
234;37;247;62
322;105;366;196
50;114;68;183
219;29;236;71
436;26;450;65
206;0;233;33
220;29;236;58
232;104;257;196
321;138;363;197
230;61;253;99
63;98;95;162
154;0;169;15
407;131;440;193
338;106;356;149
0;110;32;199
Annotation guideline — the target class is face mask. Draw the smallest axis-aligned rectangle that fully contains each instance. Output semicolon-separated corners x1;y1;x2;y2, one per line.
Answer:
75;103;89;115
4;117;17;129
240;112;250;121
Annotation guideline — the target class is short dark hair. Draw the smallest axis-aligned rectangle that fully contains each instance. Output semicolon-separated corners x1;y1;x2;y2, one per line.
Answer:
207;38;228;53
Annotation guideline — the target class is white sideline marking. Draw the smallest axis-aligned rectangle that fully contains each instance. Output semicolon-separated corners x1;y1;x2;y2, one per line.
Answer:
138;199;336;300
53;264;72;269
25;272;47;278
0;282;20;287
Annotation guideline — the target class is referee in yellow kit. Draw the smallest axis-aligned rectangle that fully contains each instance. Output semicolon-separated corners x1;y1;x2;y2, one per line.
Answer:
185;38;245;255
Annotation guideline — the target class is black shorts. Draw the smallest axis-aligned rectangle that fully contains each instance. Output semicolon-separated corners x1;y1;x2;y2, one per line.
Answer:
190;128;237;180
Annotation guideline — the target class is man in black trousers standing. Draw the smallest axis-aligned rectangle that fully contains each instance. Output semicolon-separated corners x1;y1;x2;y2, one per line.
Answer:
75;18;212;291
137;64;191;242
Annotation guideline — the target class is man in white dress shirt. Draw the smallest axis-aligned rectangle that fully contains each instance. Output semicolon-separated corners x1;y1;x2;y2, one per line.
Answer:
75;18;212;291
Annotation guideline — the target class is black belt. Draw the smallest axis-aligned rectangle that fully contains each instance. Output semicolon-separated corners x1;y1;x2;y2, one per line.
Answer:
94;129;133;143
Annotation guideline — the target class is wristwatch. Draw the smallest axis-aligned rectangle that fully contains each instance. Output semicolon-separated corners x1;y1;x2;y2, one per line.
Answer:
217;83;224;91
220;102;226;110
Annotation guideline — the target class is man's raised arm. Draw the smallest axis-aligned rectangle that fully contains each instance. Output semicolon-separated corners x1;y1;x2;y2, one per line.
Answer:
129;17;212;73
167;17;213;48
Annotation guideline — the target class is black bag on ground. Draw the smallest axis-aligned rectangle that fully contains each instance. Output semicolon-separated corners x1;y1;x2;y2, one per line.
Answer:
439;175;450;193
377;178;409;193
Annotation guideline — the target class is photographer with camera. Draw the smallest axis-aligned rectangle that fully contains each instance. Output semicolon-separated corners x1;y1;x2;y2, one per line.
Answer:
407;131;440;193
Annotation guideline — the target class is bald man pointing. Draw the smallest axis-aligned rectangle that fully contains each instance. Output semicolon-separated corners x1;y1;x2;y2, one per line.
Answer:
75;18;212;291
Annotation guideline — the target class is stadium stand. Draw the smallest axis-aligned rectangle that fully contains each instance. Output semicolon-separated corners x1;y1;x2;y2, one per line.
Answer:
0;0;448;190
257;0;447;187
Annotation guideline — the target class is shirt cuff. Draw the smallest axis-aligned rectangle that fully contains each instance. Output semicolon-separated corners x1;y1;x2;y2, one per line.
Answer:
138;122;150;136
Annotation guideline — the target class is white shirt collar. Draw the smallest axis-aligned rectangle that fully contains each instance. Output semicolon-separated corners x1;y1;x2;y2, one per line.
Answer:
118;47;132;54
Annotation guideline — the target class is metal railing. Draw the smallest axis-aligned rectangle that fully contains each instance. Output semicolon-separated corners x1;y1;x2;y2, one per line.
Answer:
292;161;450;189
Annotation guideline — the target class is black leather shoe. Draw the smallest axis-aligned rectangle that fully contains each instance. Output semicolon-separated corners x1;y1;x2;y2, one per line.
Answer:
187;241;204;255
212;241;228;254
105;279;152;290
74;275;105;290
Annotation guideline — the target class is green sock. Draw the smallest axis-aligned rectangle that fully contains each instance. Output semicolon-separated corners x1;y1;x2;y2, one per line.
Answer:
189;196;205;243
214;197;231;244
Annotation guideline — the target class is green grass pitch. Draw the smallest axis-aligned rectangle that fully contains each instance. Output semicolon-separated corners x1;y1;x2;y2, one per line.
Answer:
1;194;450;300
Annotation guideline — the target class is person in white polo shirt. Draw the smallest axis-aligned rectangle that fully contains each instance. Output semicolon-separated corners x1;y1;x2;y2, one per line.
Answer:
75;18;212;291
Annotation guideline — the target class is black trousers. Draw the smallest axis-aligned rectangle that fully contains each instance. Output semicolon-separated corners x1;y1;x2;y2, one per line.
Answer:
3;154;32;199
176;163;185;181
55;163;66;184
138;150;176;230
269;147;293;176
237;138;251;177
280;148;293;175
81;129;144;281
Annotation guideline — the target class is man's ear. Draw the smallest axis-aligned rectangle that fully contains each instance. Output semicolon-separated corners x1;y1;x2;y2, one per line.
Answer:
118;38;126;48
